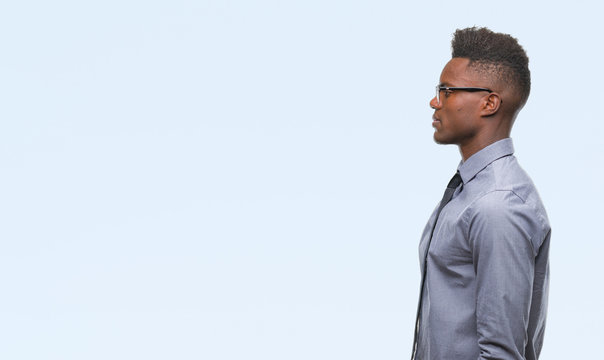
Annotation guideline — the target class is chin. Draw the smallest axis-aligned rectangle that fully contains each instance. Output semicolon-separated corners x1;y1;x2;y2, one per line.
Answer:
433;133;451;145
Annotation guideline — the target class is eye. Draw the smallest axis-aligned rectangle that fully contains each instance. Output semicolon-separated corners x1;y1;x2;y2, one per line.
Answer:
443;89;453;97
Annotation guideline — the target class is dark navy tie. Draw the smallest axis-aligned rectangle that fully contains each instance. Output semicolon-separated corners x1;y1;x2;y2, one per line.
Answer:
411;172;463;360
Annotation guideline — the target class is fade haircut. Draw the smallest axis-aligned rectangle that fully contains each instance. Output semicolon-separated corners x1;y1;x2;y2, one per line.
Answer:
451;27;531;106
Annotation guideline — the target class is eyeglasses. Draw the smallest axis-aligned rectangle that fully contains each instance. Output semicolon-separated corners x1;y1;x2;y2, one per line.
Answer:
435;85;493;105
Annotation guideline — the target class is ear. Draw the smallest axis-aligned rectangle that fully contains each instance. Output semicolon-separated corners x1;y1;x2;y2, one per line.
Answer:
480;92;502;116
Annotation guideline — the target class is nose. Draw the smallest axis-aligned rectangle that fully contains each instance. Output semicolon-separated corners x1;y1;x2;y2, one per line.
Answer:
429;96;440;110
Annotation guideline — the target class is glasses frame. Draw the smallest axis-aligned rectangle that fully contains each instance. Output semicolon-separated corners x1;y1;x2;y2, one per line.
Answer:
435;86;493;105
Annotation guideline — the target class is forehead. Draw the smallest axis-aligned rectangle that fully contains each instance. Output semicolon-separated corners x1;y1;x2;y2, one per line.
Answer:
439;57;478;85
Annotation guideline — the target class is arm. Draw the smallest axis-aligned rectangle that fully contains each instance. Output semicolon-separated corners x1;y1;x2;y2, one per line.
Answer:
468;191;540;360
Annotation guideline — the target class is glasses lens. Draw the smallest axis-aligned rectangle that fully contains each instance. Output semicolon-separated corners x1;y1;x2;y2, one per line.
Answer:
435;86;440;105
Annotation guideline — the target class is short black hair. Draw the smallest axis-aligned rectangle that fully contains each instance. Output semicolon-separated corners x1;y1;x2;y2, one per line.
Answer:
452;27;530;106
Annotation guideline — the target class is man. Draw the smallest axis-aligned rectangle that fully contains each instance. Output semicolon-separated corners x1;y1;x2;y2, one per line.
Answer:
411;27;551;360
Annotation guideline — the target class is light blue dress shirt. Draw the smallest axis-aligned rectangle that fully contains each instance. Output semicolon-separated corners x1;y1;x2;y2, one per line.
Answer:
416;138;551;360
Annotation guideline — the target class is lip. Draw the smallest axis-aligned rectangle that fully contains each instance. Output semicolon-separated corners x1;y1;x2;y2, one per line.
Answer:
432;115;441;127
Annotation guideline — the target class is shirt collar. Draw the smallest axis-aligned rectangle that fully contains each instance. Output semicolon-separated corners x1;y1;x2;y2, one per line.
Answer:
457;138;515;184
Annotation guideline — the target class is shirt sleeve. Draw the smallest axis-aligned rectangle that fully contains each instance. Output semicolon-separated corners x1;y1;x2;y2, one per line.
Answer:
466;190;542;360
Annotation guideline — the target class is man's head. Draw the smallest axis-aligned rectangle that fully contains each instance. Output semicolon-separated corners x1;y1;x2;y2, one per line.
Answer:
451;27;531;109
429;27;531;159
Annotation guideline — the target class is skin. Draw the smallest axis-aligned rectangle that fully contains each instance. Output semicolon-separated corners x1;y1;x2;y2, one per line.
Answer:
429;57;521;161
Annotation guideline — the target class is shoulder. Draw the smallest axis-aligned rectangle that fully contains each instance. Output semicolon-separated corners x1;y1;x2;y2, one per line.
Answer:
462;190;549;254
464;154;549;229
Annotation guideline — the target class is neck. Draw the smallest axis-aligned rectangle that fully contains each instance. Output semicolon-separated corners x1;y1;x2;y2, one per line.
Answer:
459;134;509;161
460;117;512;160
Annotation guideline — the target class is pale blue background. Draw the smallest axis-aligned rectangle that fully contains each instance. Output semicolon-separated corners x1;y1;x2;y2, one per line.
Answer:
1;1;602;359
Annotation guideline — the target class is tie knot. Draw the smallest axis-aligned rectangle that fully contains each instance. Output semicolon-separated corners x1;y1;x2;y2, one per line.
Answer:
447;172;463;189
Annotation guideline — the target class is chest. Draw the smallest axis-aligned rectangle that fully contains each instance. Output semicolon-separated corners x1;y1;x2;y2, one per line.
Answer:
419;195;475;274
